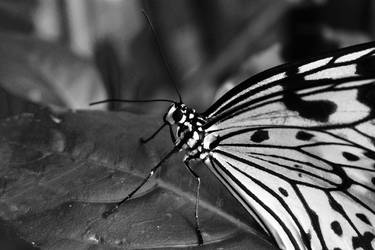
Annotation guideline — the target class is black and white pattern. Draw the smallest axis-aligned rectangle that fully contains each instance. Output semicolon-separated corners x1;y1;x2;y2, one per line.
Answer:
163;42;375;250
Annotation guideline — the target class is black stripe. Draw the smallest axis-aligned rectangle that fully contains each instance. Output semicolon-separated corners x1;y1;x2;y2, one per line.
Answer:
215;149;341;189
247;154;338;187
326;192;361;235
214;125;371;151
219;142;375;172
208;158;272;236
225;161;312;250
209;157;302;249
292;185;329;250
341;191;375;215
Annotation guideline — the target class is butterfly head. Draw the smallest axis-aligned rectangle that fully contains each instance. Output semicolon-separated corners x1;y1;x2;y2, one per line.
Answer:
164;103;189;125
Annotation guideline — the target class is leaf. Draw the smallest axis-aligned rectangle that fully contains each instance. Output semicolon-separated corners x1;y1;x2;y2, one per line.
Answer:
0;108;278;249
0;33;106;110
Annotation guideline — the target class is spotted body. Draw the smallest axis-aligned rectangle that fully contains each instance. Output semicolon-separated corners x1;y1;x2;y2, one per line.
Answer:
164;103;212;160
161;42;375;250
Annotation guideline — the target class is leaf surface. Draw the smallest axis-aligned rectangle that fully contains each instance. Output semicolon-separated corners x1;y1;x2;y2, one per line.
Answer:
0;109;278;249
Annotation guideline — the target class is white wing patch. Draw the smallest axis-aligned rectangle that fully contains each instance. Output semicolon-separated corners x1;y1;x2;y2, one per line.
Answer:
210;153;316;250
355;120;375;140
334;79;375;89
258;72;287;86
302;89;370;123
296;85;332;95
334;48;375;63
331;128;375;152
304;65;357;80
298;57;333;73
299;187;357;250
303;144;374;169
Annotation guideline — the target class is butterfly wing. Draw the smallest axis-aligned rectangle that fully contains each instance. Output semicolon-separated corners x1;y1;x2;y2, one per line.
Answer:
203;42;375;130
201;42;375;250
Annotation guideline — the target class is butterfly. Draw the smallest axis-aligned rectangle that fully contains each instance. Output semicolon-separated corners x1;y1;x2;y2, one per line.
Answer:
94;41;375;250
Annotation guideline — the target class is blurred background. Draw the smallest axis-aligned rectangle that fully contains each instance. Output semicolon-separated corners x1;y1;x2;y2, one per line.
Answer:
0;0;374;118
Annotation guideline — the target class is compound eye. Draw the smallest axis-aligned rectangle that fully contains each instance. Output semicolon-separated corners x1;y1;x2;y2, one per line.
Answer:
172;109;183;122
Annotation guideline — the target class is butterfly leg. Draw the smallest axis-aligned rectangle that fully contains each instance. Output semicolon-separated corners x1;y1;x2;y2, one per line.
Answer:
102;147;178;218
183;159;204;246
140;123;167;143
168;125;176;144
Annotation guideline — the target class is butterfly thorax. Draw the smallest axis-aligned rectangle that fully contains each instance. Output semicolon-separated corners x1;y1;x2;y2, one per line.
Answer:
164;103;214;160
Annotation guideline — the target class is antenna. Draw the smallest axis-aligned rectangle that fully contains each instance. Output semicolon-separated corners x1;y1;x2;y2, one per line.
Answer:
141;10;183;103
90;98;175;106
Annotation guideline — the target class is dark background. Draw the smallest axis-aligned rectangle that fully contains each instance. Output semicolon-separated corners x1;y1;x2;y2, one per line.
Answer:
0;0;374;117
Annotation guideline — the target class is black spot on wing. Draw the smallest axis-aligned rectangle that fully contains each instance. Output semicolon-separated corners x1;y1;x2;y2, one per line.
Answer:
356;213;372;226
342;151;360;161
372;177;375;186
283;92;337;122
278;187;289;197
357;84;375;117
281;69;338;122
208;135;220;150
333;248;342;250
296;131;314;141
302;232;311;249
356;55;375;77
331;221;343;236
352;231;375;250
294;165;303;177
307;209;328;248
329;196;345;214
363;151;375;169
364;151;375;160
250;130;269;143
